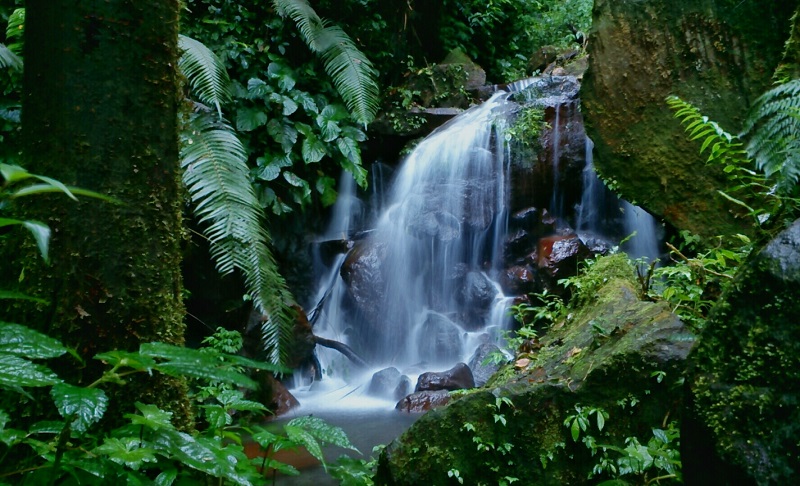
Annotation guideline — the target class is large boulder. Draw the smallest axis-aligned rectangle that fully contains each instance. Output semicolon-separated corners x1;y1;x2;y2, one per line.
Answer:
415;362;475;392
582;0;798;237
683;219;800;484
377;255;694;485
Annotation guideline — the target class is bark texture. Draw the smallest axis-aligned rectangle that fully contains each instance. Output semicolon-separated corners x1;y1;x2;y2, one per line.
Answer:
12;0;190;426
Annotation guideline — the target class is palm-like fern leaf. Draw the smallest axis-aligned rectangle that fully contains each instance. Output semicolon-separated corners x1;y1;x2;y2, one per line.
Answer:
272;0;379;126
741;79;800;194
180;112;295;365
0;44;21;71
178;35;232;120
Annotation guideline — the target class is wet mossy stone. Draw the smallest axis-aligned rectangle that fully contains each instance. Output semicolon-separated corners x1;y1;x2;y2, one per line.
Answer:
684;219;800;485
377;271;694;485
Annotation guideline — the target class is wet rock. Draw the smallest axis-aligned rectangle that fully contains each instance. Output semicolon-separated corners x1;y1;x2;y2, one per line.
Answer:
395;390;451;413
457;271;496;310
499;264;537;295
417;313;463;365
254;373;299;417
582;0;797;237
415;362;475;392
684;219;800;484
368;367;403;399
394;375;413;402
537;234;591;280
468;343;505;387
377;255;694;484
339;240;387;329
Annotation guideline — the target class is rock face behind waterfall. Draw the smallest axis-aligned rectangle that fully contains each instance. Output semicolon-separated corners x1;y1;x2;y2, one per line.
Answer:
376;255;694;485
582;0;798;237
683;219;800;485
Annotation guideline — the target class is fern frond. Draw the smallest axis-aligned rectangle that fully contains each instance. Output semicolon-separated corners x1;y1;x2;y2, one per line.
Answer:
178;35;232;120
0;44;21;71
742;79;800;193
180;112;295;364
272;0;379;126
5;8;24;56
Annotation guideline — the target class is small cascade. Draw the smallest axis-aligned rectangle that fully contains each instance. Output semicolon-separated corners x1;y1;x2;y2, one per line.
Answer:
549;105;563;216
575;136;661;262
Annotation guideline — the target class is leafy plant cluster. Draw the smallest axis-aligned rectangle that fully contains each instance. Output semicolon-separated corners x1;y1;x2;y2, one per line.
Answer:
181;0;375;218
0;6;22;156
0;323;364;485
440;0;592;81
562;403;682;485
456;396;520;486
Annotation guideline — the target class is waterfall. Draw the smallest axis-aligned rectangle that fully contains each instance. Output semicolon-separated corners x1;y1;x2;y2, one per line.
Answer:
299;93;515;408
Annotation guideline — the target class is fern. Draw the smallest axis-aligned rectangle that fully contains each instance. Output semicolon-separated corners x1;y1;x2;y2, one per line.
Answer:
0;44;21;71
272;0;379;126
178;35;232;120
180;112;295;365
666;95;777;225
741;79;800;194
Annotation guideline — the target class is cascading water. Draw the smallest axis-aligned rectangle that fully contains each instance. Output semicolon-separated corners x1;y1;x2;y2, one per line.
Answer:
298;92;516;409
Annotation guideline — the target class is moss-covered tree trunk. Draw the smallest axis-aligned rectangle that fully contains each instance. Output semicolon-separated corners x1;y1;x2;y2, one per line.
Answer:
14;0;191;425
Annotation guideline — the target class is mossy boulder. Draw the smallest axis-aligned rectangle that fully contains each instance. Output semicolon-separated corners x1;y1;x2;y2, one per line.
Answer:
376;255;694;485
683;219;800;485
582;0;798;237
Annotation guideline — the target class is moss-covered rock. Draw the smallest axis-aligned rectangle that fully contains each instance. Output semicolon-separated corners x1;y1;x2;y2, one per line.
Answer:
683;219;800;485
582;0;798;237
376;255;694;485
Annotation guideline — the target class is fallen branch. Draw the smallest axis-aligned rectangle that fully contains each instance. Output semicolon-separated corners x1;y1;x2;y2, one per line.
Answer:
314;336;369;369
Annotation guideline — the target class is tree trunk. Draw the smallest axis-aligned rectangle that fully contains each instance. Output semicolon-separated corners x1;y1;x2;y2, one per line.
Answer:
14;0;191;427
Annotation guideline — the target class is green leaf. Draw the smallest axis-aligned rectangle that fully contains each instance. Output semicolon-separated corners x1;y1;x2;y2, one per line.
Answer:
336;136;360;164
203;405;231;429
0;218;50;261
292;90;318;114
246;78;272;99
154;469;178;486
268;61;296;92
285;425;326;468
570;419;580;442
178;35;232;119
0;322;67;359
236;107;268;132
140;342;258;389
94;437;158;470
596;411;605;431
215;389;268;412
286;416;358;452
51;383;108;435
302;132;327;164
0;354;62;389
267;119;298;153
94;350;157;372
0;291;47;304
126;403;175;431
316;176;338;207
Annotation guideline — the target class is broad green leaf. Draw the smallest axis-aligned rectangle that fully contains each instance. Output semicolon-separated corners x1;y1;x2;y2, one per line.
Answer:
302;133;327;164
126;403;175;431
255;162;281;182
316;176;338;207
0;219;50;261
291;90;318;114
94;437;158;470
94;350;157;372
0;291;47;304
286;416;358;452
285;425;325;468
223;354;290;374
246;78;272;99
28;421;63;435
203;404;231;429
270;93;298;116
341;125;367;142
283;172;312;203
340;160;368;189
0;354;61;389
570;419;580;442
236;107;268;132
267;119;297;153
0;322;67;358
267;62;296;92
596;411;605;431
652;428;669;444
154;469;178;486
317;115;341;142
336;136;361;164
0;162;32;182
51;383;108;435
215;389;267;412
140;343;258;389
